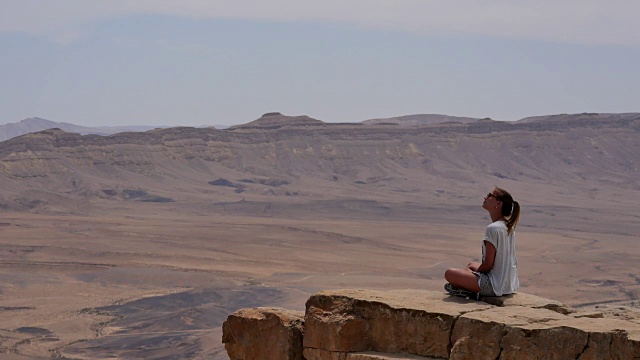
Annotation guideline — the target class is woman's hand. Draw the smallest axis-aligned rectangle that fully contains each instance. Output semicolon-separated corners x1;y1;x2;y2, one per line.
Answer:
466;262;481;272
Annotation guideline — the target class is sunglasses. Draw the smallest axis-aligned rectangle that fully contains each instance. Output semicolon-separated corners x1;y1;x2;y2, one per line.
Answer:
486;193;499;199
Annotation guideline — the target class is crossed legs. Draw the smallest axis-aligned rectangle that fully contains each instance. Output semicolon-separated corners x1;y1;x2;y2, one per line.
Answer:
444;263;481;293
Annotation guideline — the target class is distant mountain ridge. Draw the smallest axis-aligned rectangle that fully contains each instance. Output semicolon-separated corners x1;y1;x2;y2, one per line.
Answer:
0;112;639;213
516;112;640;123
0;117;167;142
361;114;480;126
6;112;639;142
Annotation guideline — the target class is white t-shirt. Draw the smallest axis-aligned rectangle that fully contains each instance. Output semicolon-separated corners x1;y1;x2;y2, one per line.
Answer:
482;220;519;296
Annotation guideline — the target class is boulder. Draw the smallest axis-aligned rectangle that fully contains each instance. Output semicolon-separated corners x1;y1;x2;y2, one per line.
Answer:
450;306;568;359
503;316;640;360
222;307;304;360
450;306;585;359
304;289;491;358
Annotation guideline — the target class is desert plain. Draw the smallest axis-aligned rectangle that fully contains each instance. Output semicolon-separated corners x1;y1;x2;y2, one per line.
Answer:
1;113;639;358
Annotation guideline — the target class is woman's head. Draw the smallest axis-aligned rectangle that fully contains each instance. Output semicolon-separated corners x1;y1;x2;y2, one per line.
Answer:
491;187;520;234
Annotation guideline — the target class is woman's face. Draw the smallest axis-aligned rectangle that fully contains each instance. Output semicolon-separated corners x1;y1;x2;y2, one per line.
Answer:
482;190;500;210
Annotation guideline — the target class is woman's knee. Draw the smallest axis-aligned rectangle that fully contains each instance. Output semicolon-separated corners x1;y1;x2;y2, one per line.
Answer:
444;268;457;282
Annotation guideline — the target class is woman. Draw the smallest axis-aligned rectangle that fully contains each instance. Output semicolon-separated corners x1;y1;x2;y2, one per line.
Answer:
444;187;520;298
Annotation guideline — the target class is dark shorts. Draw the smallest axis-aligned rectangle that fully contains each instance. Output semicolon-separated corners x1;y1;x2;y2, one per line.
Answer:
473;272;496;297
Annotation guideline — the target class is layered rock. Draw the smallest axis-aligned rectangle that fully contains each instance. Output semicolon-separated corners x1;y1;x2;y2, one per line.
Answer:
222;307;304;360
303;289;491;359
223;289;640;359
1;113;640;208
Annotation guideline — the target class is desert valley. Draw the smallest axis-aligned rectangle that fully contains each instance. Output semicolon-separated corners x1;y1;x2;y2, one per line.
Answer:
0;112;639;359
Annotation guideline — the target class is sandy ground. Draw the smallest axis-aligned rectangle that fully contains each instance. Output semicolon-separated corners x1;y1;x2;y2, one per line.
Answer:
0;202;638;358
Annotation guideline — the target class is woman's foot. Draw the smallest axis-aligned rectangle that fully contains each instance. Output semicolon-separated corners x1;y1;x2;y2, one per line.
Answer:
444;283;481;300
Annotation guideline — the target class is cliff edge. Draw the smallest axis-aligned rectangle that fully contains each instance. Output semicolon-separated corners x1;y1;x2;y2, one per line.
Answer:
222;289;640;359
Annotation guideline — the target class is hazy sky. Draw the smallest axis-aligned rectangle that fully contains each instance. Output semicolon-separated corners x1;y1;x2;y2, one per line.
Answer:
2;1;639;127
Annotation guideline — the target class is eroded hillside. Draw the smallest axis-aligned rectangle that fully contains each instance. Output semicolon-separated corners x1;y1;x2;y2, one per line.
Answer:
0;113;639;214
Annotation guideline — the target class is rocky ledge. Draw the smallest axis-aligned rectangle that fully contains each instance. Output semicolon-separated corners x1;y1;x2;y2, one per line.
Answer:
222;289;640;359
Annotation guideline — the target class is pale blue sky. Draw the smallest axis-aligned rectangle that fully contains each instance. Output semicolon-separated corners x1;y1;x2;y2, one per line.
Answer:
1;1;639;127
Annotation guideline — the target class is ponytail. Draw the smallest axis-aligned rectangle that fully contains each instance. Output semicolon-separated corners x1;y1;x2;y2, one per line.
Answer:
505;200;520;235
495;187;520;235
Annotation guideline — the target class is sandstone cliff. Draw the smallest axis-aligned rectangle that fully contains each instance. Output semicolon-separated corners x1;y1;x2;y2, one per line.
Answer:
223;289;640;359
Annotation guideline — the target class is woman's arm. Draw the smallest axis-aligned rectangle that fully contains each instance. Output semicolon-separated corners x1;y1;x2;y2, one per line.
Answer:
476;240;496;273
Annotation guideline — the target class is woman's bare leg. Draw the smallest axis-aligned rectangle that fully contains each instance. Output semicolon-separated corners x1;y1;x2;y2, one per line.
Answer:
444;268;481;292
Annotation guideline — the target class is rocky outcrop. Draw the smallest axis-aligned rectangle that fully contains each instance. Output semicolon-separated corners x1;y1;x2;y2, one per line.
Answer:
222;307;305;360
222;289;640;359
228;113;327;130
